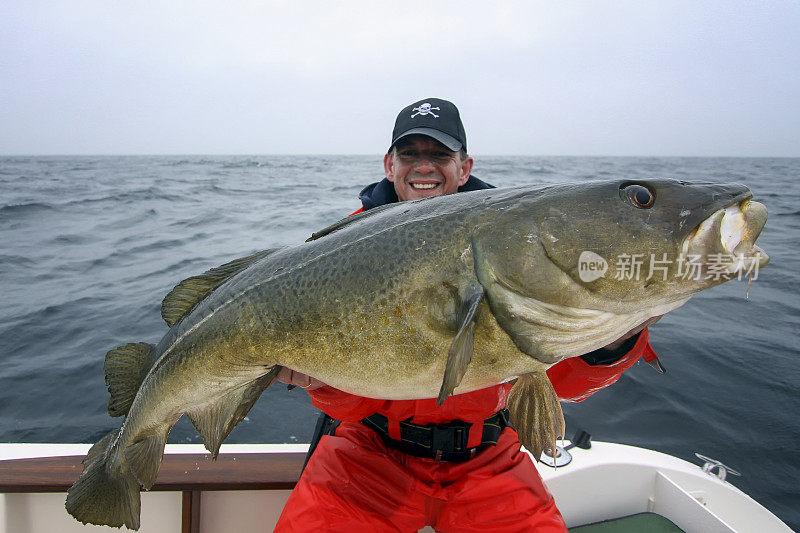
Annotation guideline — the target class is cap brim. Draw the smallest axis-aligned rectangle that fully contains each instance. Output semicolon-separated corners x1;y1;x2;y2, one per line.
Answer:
390;128;463;152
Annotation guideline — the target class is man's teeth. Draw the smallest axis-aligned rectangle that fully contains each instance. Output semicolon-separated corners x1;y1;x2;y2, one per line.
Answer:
411;183;438;190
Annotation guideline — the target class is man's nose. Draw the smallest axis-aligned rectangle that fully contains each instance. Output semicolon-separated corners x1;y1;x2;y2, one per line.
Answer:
414;158;437;173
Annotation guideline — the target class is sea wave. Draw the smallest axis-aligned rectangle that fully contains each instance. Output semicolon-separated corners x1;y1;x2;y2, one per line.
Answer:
0;154;797;529
0;202;55;215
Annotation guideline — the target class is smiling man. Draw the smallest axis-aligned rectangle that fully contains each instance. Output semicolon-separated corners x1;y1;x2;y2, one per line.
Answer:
275;99;661;532
357;98;493;208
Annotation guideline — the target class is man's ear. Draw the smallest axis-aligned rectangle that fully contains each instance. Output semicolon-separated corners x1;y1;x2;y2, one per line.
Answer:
459;156;474;186
384;152;396;182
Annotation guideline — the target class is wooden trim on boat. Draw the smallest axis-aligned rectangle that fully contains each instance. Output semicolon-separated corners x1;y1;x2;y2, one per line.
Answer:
0;452;305;492
182;490;202;533
0;452;306;533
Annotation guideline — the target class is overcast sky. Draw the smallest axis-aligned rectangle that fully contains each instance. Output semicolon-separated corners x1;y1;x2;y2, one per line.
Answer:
1;1;798;156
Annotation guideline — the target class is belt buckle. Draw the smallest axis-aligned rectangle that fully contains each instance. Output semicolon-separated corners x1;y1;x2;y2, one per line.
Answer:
430;423;469;462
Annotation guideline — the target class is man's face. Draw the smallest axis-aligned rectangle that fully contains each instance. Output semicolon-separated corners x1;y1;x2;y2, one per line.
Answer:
384;136;474;201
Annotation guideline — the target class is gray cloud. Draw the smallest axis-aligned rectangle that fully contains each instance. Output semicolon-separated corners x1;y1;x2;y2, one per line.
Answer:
1;1;798;156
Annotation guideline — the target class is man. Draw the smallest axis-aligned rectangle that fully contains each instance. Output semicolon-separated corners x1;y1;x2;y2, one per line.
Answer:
274;98;662;532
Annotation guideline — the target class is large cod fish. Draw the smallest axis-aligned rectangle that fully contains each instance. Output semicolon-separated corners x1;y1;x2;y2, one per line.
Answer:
66;179;768;529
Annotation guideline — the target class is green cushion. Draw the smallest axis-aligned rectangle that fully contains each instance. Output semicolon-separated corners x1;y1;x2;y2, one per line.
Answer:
569;512;684;533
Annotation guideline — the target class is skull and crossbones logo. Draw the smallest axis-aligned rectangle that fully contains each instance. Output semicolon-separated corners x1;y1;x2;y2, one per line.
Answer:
411;103;440;118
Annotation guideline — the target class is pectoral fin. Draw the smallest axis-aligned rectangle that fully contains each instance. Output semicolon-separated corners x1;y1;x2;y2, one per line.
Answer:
506;371;565;459
187;366;281;458
437;284;484;405
161;249;278;327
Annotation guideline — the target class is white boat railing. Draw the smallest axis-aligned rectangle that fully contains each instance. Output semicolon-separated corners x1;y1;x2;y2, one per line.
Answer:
0;442;792;533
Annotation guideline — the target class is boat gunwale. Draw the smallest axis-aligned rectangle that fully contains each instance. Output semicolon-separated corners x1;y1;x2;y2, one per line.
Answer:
0;449;306;493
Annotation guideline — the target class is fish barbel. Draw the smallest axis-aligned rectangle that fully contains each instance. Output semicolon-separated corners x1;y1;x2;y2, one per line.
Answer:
66;179;769;529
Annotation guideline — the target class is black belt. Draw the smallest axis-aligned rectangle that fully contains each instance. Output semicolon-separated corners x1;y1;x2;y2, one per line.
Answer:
361;409;512;462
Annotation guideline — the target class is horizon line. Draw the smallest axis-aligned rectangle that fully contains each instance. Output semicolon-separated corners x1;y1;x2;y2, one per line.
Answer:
2;153;799;159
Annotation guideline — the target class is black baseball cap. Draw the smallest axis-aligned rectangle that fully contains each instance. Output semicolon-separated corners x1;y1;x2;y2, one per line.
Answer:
389;98;467;153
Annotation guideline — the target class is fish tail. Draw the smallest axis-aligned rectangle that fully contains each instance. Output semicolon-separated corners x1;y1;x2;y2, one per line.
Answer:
507;371;565;460
65;430;142;530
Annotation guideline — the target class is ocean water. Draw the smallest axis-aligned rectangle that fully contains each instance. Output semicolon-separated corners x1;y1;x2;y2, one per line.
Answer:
1;155;798;529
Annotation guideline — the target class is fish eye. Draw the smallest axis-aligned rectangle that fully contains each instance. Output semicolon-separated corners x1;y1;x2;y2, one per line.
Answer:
621;184;655;209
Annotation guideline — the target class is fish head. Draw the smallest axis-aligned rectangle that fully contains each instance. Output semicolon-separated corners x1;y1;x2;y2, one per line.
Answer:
473;179;769;360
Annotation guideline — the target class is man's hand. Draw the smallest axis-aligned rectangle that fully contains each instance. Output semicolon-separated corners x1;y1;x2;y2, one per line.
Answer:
602;315;663;351
275;367;327;391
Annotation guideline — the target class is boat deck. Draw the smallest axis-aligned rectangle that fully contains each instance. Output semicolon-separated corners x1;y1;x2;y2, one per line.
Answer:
0;442;792;533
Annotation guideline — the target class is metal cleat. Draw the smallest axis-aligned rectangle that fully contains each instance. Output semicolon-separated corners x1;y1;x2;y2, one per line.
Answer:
695;453;741;481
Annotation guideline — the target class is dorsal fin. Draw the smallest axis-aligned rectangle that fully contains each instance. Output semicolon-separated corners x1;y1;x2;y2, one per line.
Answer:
161;249;277;327
105;342;157;417
306;204;395;242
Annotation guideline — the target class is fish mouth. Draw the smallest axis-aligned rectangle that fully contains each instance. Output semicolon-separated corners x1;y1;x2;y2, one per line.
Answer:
684;195;770;277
